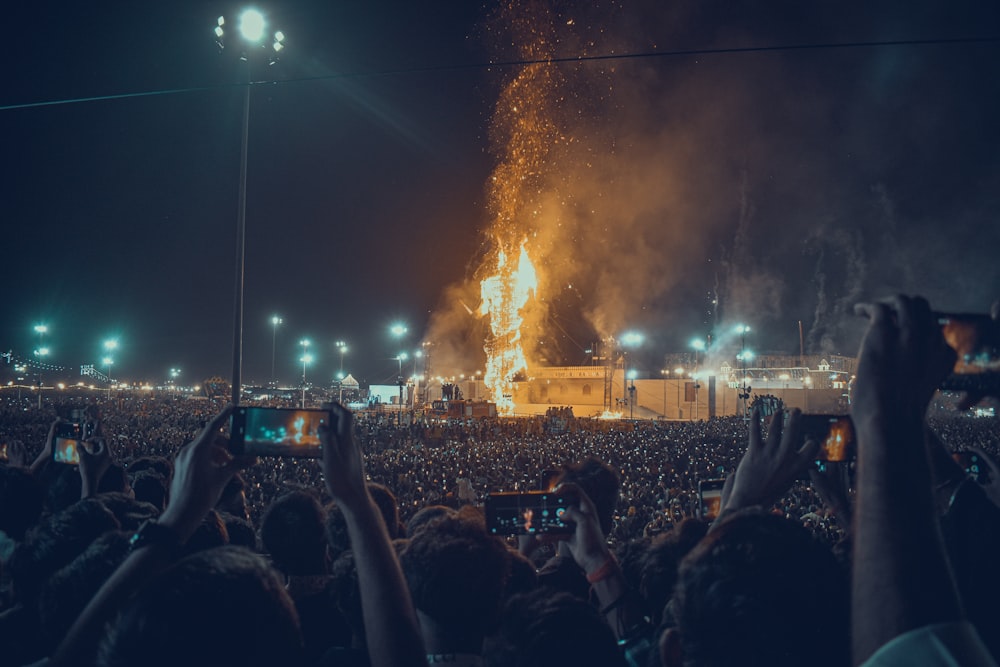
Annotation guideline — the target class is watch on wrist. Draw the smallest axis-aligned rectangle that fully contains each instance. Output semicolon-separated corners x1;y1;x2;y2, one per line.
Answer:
129;520;184;556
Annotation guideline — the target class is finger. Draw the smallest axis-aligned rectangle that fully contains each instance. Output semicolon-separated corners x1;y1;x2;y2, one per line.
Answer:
854;301;893;326
779;409;802;453
195;405;235;450
763;409;785;451
968;446;1000;475
555;482;597;515
797;436;821;461
749;406;764;451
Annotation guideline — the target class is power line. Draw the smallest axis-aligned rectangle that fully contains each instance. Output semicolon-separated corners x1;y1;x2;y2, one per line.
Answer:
2;35;998;113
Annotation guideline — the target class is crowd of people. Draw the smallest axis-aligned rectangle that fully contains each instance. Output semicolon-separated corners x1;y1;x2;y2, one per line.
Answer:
1;296;999;666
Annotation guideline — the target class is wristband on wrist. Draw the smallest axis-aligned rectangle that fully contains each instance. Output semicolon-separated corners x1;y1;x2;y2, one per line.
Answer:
585;555;617;584
129;520;184;557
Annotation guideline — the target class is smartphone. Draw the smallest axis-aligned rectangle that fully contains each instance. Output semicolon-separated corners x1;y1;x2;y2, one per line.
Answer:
936;313;1000;391
484;491;572;535
952;451;992;485
698;479;726;521
799;414;856;463
53;422;84;465
229;407;328;458
540;469;561;492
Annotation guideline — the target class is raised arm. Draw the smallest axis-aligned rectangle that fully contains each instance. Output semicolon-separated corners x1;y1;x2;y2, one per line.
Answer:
51;406;246;667
319;402;424;667
850;296;965;664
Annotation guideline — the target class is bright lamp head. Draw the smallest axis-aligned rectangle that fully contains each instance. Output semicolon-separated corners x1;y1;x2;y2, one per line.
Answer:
239;9;266;42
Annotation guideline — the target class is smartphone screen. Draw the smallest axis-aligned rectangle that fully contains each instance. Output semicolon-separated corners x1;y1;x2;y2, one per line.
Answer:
952;451;992;485
937;313;1000;391
698;479;726;521
52;423;83;465
800;414;856;462
485;491;572;535
230;407;327;458
540;469;561;491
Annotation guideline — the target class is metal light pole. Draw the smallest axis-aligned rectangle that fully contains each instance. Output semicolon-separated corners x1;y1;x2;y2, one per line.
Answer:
215;10;285;406
271;315;283;386
674;367;684;419
627;370;637;419
335;340;347;403
621;331;643;414
33;325;49;409
103;339;119;400
299;339;312;408
396;352;408;424
390;323;408;423
735;325;752;420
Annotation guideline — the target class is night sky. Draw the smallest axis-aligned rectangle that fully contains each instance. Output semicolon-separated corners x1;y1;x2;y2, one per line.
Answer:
4;0;999;387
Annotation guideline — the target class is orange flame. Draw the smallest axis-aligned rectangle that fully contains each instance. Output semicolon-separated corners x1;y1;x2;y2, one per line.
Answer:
480;240;537;415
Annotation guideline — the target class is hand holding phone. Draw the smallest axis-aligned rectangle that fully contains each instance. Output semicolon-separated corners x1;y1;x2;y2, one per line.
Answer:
698;479;726;521
485;491;572;535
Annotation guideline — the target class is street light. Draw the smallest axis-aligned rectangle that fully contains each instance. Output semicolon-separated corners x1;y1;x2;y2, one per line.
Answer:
299;339;312;408
395;352;408;422
620;331;643;412
627;369;638;419
335;340;348;403
270;315;283;386
215;9;286;406
391;324;409;423
734;324;752;420
689;337;709;421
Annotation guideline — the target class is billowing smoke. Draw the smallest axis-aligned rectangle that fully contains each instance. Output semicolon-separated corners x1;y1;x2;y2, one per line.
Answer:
427;0;1000;376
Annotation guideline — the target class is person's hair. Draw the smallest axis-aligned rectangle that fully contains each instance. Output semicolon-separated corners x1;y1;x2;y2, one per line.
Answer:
94;492;160;531
130;470;169;511
220;511;258;550
260;490;328;576
502;548;538;601
329;550;364;641
215;472;249;520
324;503;350;561
0;464;45;540
557;458;620;536
8;498;120;605
483;589;626;667
367;482;402;539
640;518;708;626
127;456;173;481
672;510;849;667
97;464;130;495
46;464;83;513
98;546;304;667
181;509;229;556
406;504;455;536
37;531;131;651
401;506;510;637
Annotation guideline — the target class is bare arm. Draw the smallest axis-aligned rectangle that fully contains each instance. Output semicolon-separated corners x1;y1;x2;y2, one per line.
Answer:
320;403;424;667
51;406;244;667
851;296;963;665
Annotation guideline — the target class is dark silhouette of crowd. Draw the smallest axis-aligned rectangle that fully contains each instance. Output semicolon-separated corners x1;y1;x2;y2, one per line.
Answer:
1;295;999;666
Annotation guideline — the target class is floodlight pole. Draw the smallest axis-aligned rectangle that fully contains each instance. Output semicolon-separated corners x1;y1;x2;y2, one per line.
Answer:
231;59;250;407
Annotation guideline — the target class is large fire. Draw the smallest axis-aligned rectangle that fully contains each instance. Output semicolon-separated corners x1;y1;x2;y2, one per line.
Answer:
474;3;564;415
480;240;538;415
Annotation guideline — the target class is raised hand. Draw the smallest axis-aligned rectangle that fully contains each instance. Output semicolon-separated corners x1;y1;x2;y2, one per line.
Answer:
158;405;252;542
724;407;818;512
